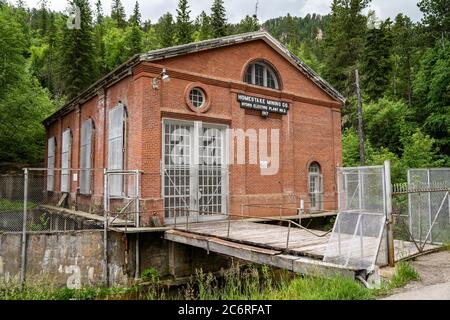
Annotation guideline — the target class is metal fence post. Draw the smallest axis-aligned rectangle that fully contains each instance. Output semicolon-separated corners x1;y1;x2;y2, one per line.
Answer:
20;168;29;287
384;160;395;267
103;169;109;286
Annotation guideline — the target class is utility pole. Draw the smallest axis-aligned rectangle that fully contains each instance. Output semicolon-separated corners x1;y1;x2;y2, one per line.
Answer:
355;69;365;165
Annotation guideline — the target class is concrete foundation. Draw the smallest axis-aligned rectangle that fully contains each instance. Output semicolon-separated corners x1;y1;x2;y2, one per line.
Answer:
0;230;233;288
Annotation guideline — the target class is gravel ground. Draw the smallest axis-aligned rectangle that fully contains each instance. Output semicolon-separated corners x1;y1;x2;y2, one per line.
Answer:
382;250;450;300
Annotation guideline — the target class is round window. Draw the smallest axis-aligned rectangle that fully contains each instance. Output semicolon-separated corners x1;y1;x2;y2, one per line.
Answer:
189;88;205;109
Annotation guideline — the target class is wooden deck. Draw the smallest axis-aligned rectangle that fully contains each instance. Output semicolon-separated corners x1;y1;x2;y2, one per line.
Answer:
173;220;440;263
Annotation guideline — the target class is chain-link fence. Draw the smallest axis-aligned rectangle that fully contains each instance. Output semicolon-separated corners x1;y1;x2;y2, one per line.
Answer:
392;168;450;248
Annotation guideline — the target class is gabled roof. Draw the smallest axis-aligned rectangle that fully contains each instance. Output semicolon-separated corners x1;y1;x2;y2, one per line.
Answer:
141;31;346;104
44;31;345;126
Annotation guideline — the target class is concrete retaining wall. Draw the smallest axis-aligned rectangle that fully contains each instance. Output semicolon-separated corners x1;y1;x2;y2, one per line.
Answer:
0;230;233;289
0;230;131;288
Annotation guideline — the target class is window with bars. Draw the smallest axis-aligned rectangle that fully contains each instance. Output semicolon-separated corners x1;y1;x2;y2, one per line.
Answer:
108;104;126;197
61;129;72;193
47;137;56;191
80;119;93;195
244;61;280;90
308;162;323;211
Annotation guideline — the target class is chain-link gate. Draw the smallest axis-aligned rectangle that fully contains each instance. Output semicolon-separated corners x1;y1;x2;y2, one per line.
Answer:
392;168;450;254
323;164;390;271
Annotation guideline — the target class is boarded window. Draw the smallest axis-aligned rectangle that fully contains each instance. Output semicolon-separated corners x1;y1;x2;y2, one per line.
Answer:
61;129;72;193
108;104;125;197
47;137;56;191
80;119;93;195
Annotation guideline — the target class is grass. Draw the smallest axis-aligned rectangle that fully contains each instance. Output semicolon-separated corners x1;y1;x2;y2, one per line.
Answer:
0;199;37;211
0;279;134;300
0;263;421;300
180;265;374;300
375;261;420;296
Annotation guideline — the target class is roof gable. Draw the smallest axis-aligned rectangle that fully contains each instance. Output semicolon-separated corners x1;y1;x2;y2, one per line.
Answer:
141;31;346;104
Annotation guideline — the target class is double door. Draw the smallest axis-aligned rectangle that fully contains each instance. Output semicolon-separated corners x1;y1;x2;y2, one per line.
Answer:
162;120;228;224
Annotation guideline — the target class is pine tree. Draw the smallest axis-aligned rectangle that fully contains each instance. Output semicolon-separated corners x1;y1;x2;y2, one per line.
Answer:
155;12;175;48
175;0;193;44
111;0;126;28
130;1;141;25
94;0;107;76
195;11;212;40
238;15;259;33
210;0;227;38
128;2;143;55
39;0;49;37
361;20;393;101
323;0;371;97
95;0;103;25
58;0;97;98
418;0;450;41
392;14;417;105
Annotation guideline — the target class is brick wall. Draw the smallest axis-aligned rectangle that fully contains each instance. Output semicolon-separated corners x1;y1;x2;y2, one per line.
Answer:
45;39;343;225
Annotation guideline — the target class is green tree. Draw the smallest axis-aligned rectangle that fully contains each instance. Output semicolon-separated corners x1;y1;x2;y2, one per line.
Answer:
391;14;417;105
58;0;97;98
412;39;450;155
210;0;227;37
323;0;371;96
103;26;128;70
194;11;212;41
175;0;193;44
401;129;444;168
363;97;414;155
111;0;126;28
130;1;141;25
417;0;450;41
0;5;55;164
95;0;104;25
360;19;393;101
94;1;107;76
238;15;259;33
155;12;175;48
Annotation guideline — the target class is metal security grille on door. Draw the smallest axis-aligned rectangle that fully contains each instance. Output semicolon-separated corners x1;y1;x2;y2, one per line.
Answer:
162;120;228;224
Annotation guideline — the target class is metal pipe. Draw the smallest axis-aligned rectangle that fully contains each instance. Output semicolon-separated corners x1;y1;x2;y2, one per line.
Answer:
103;169;109;286
135;170;140;280
384;160;395;267
20;168;29;287
227;214;231;238
286;220;291;249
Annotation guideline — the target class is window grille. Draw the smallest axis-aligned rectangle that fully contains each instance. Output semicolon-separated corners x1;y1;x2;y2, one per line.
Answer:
47;137;56;191
80;119;93;195
108;104;125;197
61;129;72;193
309;162;323;211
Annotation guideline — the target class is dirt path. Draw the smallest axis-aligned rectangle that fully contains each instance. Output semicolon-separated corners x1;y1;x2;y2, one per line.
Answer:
382;250;450;300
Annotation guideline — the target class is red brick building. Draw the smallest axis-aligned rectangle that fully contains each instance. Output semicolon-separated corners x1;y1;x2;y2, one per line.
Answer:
43;31;345;227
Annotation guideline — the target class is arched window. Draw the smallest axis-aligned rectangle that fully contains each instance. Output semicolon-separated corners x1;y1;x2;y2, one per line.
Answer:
308;162;323;211
244;61;280;90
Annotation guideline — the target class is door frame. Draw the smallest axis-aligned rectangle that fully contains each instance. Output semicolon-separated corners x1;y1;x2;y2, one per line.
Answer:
161;118;229;225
